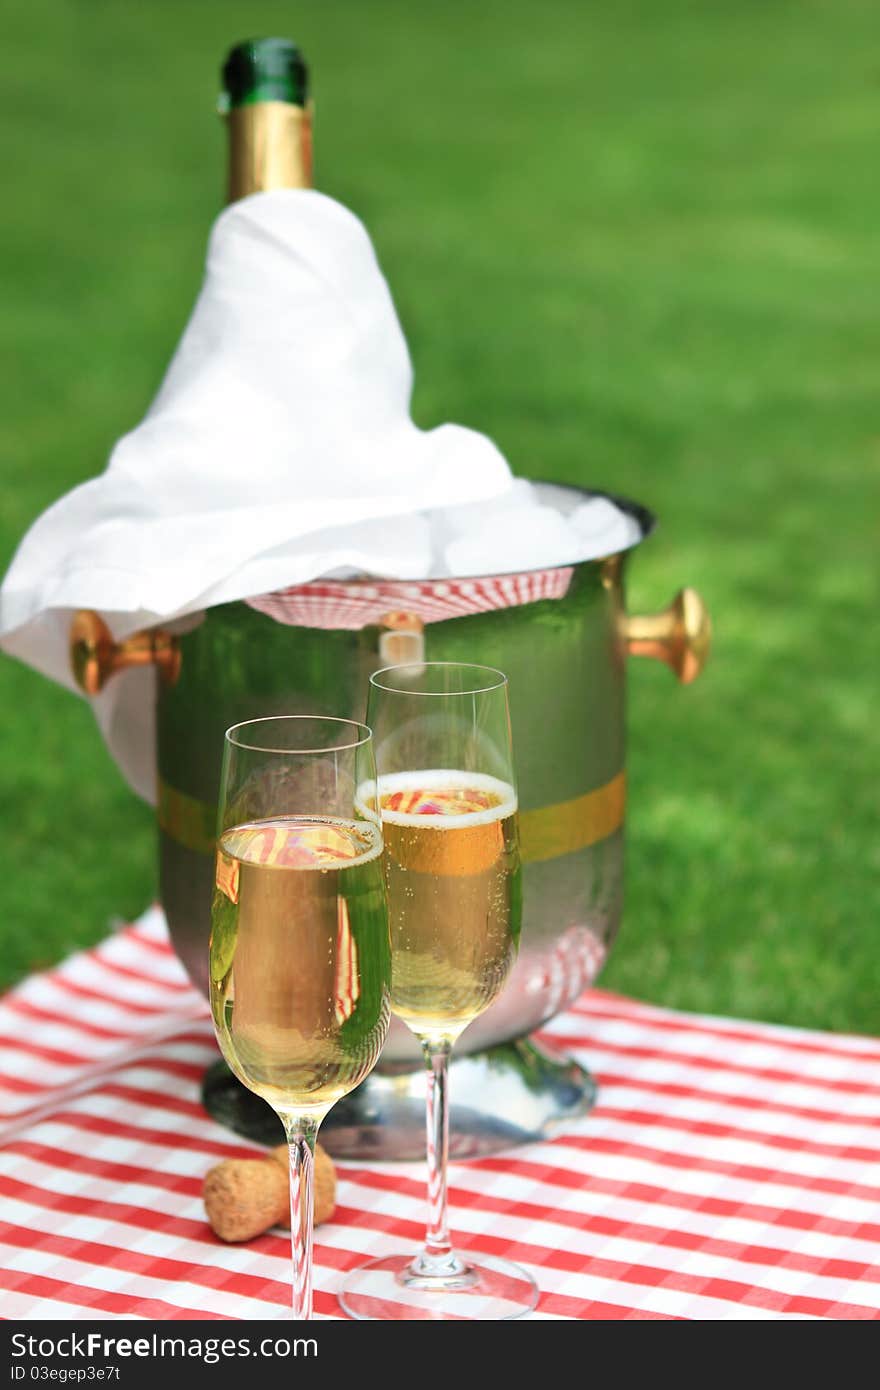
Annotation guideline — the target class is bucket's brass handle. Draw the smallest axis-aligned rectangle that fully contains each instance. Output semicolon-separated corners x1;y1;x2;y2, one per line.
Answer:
624;587;711;684
70;609;181;696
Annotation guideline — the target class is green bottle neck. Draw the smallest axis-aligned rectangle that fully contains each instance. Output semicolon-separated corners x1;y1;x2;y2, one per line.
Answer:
222;38;308;110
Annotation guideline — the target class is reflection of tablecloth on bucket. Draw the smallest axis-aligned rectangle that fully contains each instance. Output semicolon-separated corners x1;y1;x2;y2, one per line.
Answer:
1;909;879;1320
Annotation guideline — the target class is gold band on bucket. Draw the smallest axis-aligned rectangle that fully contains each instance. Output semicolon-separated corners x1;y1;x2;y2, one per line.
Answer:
518;771;626;863
227;102;313;202
157;769;626;863
157;780;217;856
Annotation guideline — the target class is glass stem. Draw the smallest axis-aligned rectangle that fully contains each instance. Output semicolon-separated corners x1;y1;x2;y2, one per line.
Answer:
281;1113;320;1320
422;1040;455;1263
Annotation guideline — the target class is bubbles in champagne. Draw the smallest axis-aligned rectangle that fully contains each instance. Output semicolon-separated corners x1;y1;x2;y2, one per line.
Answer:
372;771;521;1046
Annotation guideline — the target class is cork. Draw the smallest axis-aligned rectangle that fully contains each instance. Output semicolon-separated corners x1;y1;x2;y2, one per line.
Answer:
204;1141;336;1242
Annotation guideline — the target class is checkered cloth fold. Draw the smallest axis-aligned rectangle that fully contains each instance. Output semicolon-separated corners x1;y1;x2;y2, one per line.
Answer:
245;569;574;630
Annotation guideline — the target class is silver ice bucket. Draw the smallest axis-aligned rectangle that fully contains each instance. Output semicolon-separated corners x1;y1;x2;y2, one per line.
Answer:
72;482;710;1156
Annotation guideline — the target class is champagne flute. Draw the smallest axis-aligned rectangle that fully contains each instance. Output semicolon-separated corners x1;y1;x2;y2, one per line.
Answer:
210;716;390;1321
340;663;538;1320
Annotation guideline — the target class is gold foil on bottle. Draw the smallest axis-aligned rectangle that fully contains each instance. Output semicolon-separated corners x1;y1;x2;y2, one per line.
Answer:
227;101;313;201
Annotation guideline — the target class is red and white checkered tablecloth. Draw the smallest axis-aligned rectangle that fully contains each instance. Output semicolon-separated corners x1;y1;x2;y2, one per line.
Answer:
1;908;878;1321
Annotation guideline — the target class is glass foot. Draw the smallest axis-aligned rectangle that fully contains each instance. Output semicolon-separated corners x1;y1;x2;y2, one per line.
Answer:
339;1251;538;1320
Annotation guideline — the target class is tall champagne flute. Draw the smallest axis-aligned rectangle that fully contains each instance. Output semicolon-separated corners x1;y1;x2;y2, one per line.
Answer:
340;663;538;1320
210;717;390;1320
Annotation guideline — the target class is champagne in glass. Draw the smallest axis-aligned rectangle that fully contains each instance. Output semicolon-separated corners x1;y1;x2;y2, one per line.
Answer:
341;664;538;1320
210;718;390;1320
367;771;519;1042
212;816;388;1112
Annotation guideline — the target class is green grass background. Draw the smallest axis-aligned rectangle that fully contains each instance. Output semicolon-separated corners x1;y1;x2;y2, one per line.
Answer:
1;0;877;1032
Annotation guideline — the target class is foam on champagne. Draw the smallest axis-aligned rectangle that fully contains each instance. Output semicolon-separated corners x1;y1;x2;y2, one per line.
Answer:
358;769;517;828
221;816;384;870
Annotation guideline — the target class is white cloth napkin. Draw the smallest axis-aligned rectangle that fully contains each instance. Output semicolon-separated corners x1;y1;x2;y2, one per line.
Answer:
0;190;514;798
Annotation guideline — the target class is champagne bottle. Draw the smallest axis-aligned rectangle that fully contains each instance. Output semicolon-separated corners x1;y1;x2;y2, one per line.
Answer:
221;37;313;202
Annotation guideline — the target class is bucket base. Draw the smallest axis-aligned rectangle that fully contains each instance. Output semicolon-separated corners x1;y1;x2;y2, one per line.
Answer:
201;1036;597;1160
